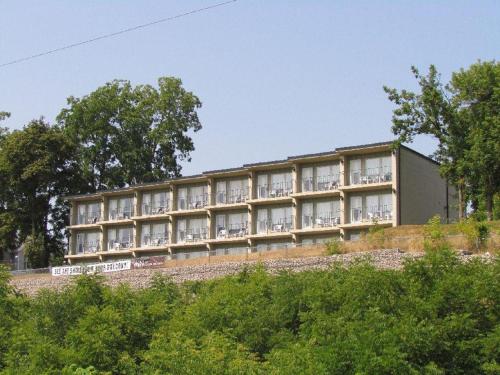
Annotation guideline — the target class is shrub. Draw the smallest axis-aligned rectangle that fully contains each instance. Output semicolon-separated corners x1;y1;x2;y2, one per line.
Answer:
457;217;490;251
325;238;344;255
367;220;386;249
424;215;451;253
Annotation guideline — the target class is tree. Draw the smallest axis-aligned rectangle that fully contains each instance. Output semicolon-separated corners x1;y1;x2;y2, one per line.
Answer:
384;61;499;220
450;61;500;220
57;77;202;191
0;119;79;266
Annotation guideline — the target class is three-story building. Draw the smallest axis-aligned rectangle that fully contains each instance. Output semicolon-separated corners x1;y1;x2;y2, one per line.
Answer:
65;142;457;263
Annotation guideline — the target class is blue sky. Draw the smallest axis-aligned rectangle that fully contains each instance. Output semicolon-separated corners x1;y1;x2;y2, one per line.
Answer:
1;1;498;175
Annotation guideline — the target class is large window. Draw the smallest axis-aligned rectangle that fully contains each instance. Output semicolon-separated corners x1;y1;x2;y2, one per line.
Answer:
75;231;100;254
257;206;293;234
215;212;248;238
176;217;208;243
142;191;169;215
107;227;134;250
141;222;169;247
215;178;249;205
301;163;341;192
77;202;101;224
256;171;293;199
301;200;341;228
350;193;392;223
177;185;208;210
349;156;392;185
108;197;134;220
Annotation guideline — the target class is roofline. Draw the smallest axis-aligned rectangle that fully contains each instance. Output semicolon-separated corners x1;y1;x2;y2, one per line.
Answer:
400;144;440;165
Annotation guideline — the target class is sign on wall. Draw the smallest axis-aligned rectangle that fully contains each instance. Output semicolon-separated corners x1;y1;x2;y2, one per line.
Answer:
131;256;168;269
52;260;131;276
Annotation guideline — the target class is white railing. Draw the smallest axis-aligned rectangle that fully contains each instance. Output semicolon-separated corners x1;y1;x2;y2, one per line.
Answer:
302;212;341;229
257;217;294;234
77;211;101;225
350;205;393;223
76;240;100;254
177;227;209;243
141;233;170;247
350;167;392;185
302;174;341;192
177;194;209;210
216;223;249;239
107;238;134;251
142;201;170;216
215;188;249;205
257;181;293;199
109;208;134;221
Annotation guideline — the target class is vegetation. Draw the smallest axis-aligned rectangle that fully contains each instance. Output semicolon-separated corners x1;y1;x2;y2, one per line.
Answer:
1;248;499;374
384;60;499;220
0;77;201;266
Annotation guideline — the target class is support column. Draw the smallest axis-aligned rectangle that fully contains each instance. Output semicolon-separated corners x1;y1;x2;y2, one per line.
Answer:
339;156;346;240
207;178;214;206
391;149;399;227
100;225;106;253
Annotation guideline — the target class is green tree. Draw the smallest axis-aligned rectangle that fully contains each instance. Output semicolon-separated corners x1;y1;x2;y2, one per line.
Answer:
384;60;500;220
57;77;202;190
0;119;79;266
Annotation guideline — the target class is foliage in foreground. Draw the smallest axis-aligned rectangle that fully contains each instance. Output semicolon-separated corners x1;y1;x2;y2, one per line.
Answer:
0;249;499;374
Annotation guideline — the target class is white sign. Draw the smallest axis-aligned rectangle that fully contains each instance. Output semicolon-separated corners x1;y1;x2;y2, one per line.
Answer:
52;260;131;277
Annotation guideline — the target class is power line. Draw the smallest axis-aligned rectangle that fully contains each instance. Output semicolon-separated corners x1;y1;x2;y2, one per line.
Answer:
0;0;238;69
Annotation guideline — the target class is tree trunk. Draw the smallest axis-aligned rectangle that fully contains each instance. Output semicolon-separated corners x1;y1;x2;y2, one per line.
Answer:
458;183;465;221
486;192;493;221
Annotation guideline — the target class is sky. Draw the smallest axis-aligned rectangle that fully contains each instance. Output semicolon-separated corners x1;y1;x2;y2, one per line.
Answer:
0;1;499;176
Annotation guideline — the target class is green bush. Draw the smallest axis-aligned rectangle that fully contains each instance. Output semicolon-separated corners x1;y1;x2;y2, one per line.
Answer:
424;215;451;253
325;238;344;255
457;217;490;251
1;249;499;374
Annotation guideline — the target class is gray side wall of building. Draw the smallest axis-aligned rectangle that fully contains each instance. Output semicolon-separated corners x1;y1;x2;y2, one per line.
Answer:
399;147;458;224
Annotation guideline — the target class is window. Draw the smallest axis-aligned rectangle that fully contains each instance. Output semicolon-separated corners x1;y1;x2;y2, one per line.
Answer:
176;217;208;243
141;222;168;247
349;156;392;185
302;200;341;228
76;232;100;253
350;193;392;222
107;227;133;250
142;191;169;215
257;206;293;233
108;197;134;220
215;179;249;204
216;212;248;238
77;202;101;224
177;185;208;210
257;171;293;198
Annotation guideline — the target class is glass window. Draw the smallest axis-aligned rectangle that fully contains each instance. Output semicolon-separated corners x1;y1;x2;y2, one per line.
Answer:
216;181;226;204
350;159;361;184
302;167;313;192
302;202;313;228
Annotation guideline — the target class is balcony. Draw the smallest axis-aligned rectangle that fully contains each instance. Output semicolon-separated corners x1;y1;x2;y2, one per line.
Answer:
141;233;170;248
142;201;170;216
109;208;134;221
257;217;294;234
76;211;101;225
177;227;209;243
302;212;341;229
257;181;293;199
350;167;392;185
302;174;341;193
177;194;209;211
107;237;134;251
350;205;393;224
216;223;248;239
75;240;100;254
215;188;249;205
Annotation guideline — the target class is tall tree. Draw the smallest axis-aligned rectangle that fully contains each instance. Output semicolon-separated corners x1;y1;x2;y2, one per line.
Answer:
57;77;202;190
0;119;79;266
384;61;499;220
450;61;500;220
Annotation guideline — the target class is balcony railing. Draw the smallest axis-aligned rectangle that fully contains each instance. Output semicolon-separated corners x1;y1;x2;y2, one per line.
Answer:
257;217;294;234
77;211;101;225
76;240;100;254
302;212;341;229
215;188;249;205
142;201;170;216
257;181;293;199
302;174;341;192
141;232;170;247
177;194;209;210
109;208;134;221
107;237;134;251
177;227;209;243
350;205;393;223
216;223;249;239
350;167;392;185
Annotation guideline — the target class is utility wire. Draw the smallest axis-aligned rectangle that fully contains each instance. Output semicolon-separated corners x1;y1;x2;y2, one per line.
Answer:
0;0;237;68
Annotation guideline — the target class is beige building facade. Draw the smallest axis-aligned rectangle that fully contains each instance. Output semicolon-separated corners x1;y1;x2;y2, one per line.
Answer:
65;142;458;263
